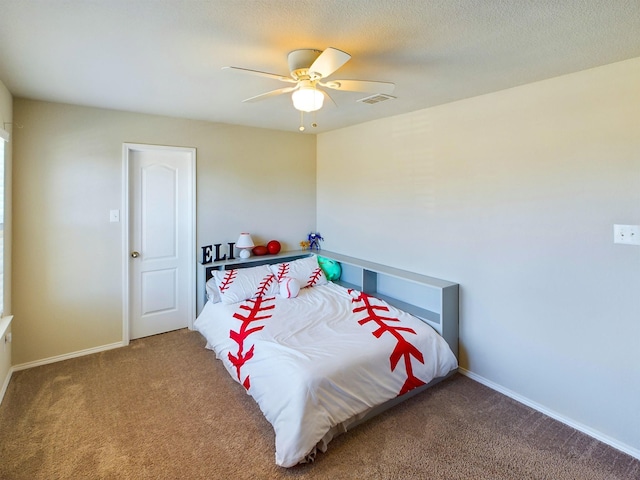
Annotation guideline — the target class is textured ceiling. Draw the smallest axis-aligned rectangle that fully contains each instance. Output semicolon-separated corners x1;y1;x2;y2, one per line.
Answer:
1;0;639;133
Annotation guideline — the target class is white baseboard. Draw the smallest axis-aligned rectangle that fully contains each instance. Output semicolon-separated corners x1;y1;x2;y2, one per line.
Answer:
11;341;125;372
458;367;640;461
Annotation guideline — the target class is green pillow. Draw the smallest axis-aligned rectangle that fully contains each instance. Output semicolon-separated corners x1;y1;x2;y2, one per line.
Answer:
317;256;341;281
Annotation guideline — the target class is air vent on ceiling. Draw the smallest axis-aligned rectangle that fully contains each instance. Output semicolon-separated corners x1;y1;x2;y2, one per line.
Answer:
357;93;396;105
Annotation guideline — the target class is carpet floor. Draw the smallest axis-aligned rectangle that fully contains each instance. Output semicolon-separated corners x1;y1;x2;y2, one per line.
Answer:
0;328;638;480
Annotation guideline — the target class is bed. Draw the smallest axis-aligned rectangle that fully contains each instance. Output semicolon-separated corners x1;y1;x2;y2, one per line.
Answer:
194;252;459;467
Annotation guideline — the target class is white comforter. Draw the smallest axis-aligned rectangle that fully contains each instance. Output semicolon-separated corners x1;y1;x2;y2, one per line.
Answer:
194;282;457;467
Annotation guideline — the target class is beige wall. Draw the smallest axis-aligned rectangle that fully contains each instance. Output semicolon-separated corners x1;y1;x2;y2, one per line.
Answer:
318;58;640;454
12;100;316;364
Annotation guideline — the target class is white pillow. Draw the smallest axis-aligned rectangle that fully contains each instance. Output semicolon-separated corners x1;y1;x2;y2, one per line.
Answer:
212;264;279;305
270;255;328;289
205;277;221;304
279;277;301;298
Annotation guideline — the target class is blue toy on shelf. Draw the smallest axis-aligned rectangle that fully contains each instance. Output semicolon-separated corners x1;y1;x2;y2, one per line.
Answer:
308;232;324;250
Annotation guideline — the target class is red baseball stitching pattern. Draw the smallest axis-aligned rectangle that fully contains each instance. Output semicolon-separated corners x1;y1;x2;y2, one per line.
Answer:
255;274;276;298
227;295;275;390
306;267;324;287
275;263;290;282
217;269;237;293
282;279;293;298
350;290;426;396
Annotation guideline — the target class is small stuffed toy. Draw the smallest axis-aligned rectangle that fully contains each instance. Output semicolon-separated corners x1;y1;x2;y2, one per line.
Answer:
279;277;301;298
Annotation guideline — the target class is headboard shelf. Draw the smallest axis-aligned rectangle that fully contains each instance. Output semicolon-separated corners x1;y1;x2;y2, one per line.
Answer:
376;292;441;325
202;250;311;277
319;251;457;289
333;279;360;292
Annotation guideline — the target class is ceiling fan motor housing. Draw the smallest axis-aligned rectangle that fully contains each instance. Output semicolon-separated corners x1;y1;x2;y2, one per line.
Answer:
288;49;322;80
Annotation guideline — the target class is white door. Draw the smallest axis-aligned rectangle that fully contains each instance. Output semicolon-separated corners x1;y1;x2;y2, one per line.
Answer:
124;144;195;341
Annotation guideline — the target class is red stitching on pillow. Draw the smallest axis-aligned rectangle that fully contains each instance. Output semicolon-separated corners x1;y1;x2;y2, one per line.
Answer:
275;263;290;282
218;269;237;293
306;267;324;287
255;274;276;297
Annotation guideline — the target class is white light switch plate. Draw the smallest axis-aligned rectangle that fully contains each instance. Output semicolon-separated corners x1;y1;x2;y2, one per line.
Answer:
109;209;120;223
613;224;640;245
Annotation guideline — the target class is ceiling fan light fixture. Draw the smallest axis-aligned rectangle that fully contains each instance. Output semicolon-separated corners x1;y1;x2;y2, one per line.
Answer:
292;86;324;112
226;47;396;126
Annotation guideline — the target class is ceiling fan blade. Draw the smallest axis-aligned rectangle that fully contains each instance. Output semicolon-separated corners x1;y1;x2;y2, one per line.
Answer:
308;47;351;79
321;79;395;95
242;86;298;103
222;66;296;84
321;89;338;107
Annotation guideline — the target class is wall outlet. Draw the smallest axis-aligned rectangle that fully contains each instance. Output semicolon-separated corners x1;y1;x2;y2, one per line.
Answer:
613;224;640;245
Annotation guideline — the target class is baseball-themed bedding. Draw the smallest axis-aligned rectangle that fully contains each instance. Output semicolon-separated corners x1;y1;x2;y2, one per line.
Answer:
194;255;458;467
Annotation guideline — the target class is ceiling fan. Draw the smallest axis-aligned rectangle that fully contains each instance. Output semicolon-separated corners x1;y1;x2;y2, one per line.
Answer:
223;47;395;128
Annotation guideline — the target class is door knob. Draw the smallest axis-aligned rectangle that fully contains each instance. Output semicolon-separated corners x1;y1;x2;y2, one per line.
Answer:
131;251;140;258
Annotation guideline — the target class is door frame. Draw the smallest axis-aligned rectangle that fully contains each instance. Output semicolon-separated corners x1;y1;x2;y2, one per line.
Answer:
122;143;196;346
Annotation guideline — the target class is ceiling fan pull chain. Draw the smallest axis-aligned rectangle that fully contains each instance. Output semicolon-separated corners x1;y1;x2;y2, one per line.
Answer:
299;111;305;132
